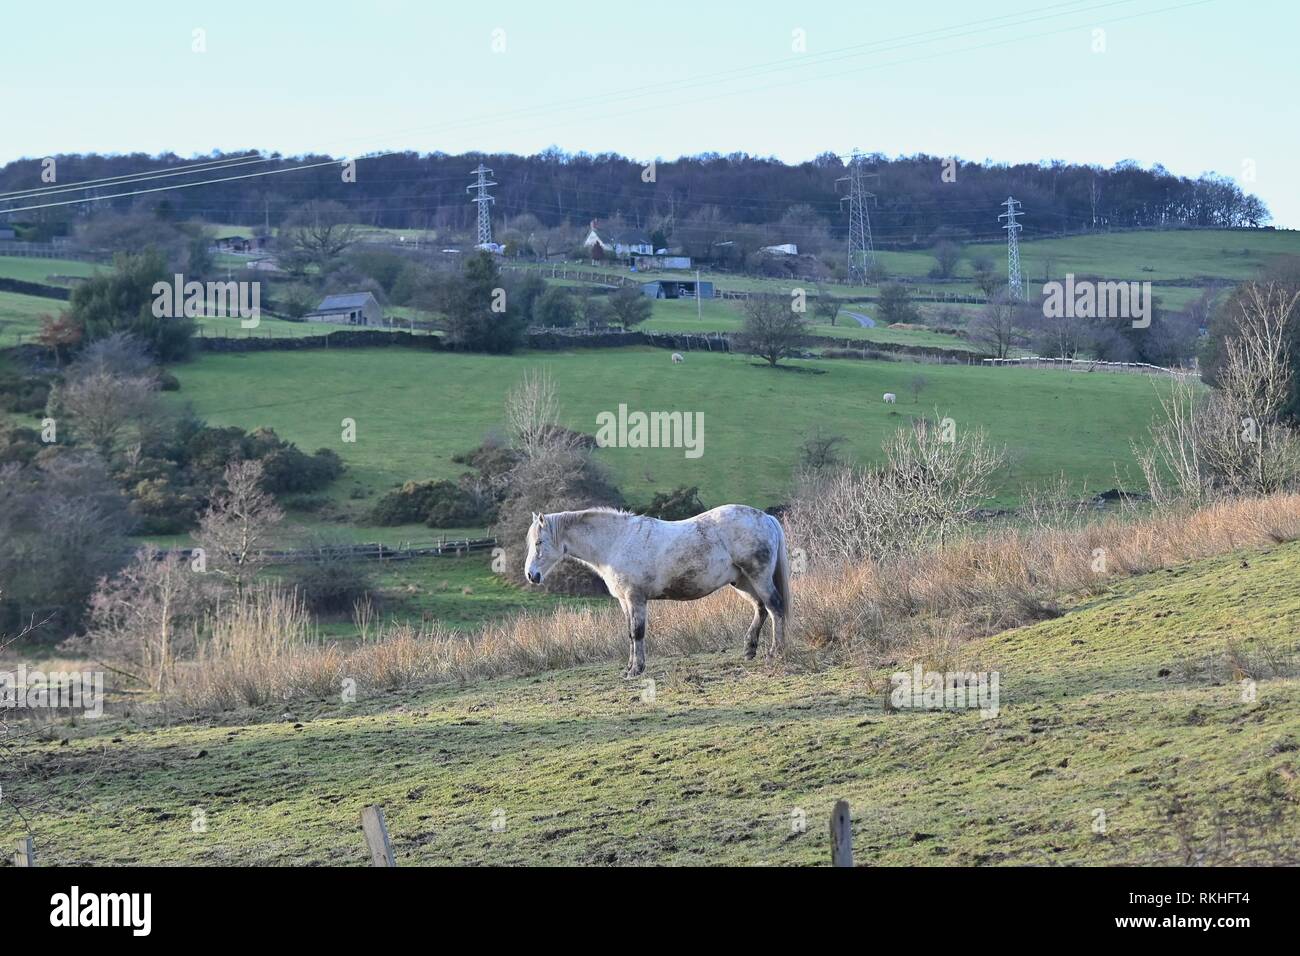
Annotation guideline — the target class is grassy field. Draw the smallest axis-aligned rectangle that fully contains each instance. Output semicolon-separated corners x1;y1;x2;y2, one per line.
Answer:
297;550;599;635
6;535;1296;866
0;255;101;284
546;229;1300;290
0;290;61;344
640;298;980;351
973;228;1300;283
164;346;1174;523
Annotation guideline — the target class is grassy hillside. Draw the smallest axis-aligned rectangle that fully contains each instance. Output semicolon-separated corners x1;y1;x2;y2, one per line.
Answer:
162;346;1173;517
640;298;980;351
0;290;60;344
6;537;1296;866
0;255;101;284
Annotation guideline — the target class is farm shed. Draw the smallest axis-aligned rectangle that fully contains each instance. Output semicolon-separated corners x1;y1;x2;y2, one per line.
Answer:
215;235;253;253
304;291;384;327
633;254;692;270
641;279;714;300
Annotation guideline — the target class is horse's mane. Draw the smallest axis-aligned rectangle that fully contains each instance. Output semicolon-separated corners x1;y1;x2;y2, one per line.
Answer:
549;506;633;537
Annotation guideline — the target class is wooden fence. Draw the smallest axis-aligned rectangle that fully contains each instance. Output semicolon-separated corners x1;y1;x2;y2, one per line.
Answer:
358;798;858;867
161;537;499;565
981;356;1199;377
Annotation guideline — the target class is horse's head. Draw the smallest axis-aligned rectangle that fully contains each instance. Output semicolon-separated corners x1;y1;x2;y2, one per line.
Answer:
524;512;564;584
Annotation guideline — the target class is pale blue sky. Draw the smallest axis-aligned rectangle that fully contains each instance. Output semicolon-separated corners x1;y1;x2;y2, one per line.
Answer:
2;0;1296;225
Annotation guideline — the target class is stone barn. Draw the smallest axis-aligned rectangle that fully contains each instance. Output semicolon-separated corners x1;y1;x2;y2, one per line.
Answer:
304;292;384;327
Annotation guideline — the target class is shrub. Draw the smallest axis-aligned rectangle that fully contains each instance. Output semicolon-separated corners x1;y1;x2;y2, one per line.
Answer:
0;375;50;413
284;551;375;615
786;419;1004;563
370;479;488;528
643;485;705;521
532;286;578;327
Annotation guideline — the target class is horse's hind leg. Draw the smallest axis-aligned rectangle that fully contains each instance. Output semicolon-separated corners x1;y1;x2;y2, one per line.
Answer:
747;572;786;658
730;583;767;659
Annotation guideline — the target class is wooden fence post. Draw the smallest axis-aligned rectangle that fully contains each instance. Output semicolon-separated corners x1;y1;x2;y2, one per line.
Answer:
830;800;853;867
14;836;34;867
360;805;396;867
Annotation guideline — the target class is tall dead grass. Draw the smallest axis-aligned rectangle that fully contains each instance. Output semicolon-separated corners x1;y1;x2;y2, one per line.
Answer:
171;493;1300;712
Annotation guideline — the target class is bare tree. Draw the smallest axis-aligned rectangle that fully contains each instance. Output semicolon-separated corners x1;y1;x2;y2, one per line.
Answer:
811;285;840;325
1137;282;1300;504
930;240;963;279
196;460;284;591
495;373;622;594
798;427;847;472
53;368;159;457
734;294;809;367
74;549;209;692
909;374;931;404
505;368;579;462
968;291;1029;359
787;418;1004;564
971;255;1002;298
283;200;358;272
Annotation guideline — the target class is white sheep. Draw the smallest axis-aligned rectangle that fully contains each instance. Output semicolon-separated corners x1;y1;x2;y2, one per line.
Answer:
883;392;897;404
671;352;685;364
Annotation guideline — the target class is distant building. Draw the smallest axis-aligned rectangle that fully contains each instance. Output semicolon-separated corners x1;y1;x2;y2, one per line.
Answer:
633;254;692;271
303;292;384;327
761;243;798;256
584;220;654;257
0;226;16;241
215;235;253;253
214;234;269;254
641;279;714;300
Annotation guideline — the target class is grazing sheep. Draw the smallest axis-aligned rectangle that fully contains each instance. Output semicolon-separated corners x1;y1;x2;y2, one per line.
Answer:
671;352;685;364
883;392;897;404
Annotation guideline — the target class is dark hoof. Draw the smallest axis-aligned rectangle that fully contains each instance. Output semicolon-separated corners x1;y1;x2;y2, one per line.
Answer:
744;646;758;660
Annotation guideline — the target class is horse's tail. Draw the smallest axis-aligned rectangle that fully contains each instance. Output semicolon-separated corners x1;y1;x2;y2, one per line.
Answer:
768;513;791;619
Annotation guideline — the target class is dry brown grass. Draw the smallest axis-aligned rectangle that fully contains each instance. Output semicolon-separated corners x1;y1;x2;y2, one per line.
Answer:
170;493;1300;712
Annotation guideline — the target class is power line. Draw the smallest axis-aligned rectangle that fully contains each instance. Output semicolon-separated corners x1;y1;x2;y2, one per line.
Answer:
0;153;270;200
0;159;346;215
325;0;1133;152
0;0;1214;221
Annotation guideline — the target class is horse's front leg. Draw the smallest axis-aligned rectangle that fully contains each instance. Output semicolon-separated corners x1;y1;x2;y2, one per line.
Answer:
624;599;647;679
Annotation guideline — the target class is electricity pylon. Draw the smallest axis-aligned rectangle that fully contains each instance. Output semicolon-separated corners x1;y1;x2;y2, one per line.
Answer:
467;164;497;248
836;150;877;284
999;196;1024;300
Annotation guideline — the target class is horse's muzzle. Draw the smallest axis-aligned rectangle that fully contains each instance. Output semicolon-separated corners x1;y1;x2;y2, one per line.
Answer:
527;570;542;584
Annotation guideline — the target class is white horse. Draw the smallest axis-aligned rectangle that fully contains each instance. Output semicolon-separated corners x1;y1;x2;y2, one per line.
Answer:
525;505;790;678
